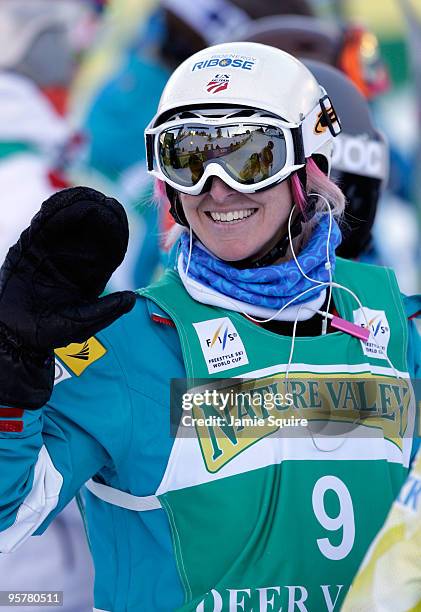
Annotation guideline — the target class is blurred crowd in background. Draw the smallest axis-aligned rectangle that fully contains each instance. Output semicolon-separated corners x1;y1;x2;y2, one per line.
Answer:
0;0;419;610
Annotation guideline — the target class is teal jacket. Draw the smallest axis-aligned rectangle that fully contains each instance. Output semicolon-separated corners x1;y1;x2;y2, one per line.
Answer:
0;275;419;611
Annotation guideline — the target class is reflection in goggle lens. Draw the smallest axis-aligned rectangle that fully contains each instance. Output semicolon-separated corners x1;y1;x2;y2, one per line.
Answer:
159;124;287;187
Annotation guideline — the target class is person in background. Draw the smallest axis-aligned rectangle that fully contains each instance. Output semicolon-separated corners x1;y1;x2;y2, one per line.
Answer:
0;2;97;609
342;446;421;612
259;141;274;179
302;60;389;261
188;153;205;184
239;152;261;183
229;14;420;292
229;14;389;100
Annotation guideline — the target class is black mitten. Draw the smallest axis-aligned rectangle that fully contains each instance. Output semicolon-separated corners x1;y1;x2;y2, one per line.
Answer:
0;186;136;409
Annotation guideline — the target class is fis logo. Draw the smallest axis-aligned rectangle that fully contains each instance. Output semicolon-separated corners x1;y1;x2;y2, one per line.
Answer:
193;317;249;373
360;314;390;337
314;106;339;135
205;322;237;349
206;74;230;94
353;308;391;360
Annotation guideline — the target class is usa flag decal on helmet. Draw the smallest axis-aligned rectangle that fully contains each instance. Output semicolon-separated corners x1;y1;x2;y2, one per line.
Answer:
206;74;230;94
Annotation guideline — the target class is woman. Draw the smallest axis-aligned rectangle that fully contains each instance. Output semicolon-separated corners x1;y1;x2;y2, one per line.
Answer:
239;152;261;182
0;43;419;612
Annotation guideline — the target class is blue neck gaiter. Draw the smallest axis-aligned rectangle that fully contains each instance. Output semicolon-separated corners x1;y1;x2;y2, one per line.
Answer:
179;215;342;310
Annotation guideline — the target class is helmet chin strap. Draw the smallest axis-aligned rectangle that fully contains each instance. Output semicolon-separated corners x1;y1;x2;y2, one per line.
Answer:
166;184;189;227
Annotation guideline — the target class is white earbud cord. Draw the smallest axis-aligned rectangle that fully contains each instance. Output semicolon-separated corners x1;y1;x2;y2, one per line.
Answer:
186;225;194;273
184;198;411;451
286;196;409;450
288;194;333;335
184;200;400;371
185;199;391;359
285;193;411;452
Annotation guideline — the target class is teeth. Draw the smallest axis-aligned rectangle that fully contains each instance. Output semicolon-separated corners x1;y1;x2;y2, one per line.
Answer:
209;209;256;222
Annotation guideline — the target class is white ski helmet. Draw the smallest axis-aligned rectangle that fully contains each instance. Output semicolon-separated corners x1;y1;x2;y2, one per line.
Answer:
146;41;341;196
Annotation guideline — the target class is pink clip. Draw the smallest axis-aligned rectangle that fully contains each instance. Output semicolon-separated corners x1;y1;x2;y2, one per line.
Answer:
331;316;370;341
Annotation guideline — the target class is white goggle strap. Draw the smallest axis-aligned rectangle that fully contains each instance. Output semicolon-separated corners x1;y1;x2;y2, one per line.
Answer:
161;0;251;45
302;95;342;159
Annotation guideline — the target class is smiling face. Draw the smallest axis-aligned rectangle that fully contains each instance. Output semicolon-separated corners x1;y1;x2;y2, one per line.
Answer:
179;177;293;261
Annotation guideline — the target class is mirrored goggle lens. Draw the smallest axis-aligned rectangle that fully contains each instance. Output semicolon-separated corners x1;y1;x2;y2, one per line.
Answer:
158;123;287;187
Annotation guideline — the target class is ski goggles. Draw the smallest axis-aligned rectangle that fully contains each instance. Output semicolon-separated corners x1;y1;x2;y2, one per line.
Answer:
145;101;341;195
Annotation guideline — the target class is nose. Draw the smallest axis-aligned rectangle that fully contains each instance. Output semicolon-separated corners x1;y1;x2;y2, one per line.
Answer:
208;177;236;204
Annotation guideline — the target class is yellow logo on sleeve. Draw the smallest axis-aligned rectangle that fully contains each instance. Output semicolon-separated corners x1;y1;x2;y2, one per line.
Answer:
55;337;107;376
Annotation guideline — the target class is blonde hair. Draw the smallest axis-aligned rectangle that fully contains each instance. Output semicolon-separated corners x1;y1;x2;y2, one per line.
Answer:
289;158;345;254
